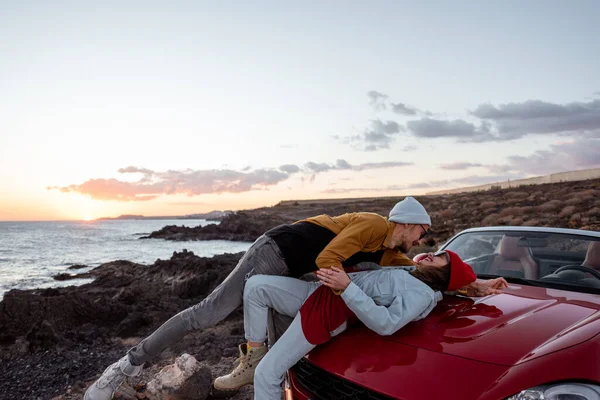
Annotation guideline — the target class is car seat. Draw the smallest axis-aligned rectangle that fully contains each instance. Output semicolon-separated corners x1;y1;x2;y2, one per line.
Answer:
488;236;539;279
583;241;600;271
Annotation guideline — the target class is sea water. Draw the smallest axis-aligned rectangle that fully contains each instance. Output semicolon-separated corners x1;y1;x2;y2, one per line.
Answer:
0;220;252;300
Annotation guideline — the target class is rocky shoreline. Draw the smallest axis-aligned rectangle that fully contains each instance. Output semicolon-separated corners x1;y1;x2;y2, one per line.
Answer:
0;250;253;400
1;179;599;399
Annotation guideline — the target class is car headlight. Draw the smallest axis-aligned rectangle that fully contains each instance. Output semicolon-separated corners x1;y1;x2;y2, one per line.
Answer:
507;383;600;400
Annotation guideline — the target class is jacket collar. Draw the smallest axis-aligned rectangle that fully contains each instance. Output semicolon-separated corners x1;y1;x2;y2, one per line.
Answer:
383;220;396;248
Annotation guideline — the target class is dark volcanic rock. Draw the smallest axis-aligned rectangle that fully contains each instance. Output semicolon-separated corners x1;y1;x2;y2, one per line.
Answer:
0;250;244;400
141;211;292;242
53;272;92;281
67;264;89;270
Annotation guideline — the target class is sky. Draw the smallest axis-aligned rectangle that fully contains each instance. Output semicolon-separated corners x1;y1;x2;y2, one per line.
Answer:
1;0;599;221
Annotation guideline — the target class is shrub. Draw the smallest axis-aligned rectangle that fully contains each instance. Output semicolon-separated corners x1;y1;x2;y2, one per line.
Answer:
559;206;576;218
565;197;583;206
537;200;562;212
482;213;499;225
499;207;523;217
479;201;496;210
576;189;599;197
510;217;524;225
587;207;600;217
520;206;534;214
503;191;529;199
439;209;455;218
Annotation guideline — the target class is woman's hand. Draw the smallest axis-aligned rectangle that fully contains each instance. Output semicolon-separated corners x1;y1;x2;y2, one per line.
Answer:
461;277;509;296
316;267;351;291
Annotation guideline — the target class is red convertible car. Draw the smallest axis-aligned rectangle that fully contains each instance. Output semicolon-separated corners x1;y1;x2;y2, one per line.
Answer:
286;226;600;400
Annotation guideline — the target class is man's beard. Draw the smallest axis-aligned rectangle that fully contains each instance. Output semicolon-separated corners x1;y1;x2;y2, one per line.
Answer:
397;243;409;253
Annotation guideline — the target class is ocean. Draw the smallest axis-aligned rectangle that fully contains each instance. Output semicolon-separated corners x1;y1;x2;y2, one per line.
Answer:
0;220;252;300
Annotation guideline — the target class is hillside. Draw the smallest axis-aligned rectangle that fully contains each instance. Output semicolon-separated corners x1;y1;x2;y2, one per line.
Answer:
145;178;600;248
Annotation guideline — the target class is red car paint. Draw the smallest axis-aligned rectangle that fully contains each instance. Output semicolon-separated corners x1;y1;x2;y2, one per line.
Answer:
288;284;600;399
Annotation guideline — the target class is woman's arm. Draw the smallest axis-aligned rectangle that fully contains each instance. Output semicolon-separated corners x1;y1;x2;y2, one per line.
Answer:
316;268;434;336
341;282;433;336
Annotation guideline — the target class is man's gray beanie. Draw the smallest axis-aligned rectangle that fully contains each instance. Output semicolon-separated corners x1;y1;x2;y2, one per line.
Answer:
388;196;431;226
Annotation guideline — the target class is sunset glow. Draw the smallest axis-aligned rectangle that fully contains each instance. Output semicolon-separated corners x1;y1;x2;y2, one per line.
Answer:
1;2;599;221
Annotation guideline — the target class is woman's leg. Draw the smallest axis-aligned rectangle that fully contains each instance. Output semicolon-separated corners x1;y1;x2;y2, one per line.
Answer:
243;275;319;343
254;316;349;400
253;314;315;400
213;275;319;391
85;235;289;400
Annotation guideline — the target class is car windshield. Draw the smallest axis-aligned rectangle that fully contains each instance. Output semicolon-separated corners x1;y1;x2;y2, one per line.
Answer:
442;230;600;294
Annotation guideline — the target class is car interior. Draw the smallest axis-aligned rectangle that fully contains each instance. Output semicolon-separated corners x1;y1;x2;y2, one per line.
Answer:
449;232;600;290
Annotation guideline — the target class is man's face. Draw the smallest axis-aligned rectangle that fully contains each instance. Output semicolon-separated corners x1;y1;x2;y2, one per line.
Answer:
392;223;430;253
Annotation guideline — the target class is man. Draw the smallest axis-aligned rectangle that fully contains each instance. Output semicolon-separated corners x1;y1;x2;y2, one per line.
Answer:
85;196;505;400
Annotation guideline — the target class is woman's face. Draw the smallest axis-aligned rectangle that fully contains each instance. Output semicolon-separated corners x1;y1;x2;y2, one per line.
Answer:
415;252;450;268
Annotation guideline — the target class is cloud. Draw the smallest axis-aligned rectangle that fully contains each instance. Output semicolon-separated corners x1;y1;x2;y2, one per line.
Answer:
48;168;292;201
494;138;600;175
391;102;417;116
406;118;492;142
304;162;332;173
321;173;524;194
279;164;300;173
118;166;154;174
439;162;483;170
335;119;404;151
470;99;600;139
367;90;388;111
351;161;411;170
368;97;600;144
307;159;412;174
46;160;412;201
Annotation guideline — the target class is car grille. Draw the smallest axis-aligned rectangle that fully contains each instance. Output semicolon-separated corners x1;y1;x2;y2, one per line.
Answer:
292;358;395;400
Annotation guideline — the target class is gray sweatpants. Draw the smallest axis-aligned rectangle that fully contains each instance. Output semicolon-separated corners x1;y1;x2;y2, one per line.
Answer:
243;275;348;400
127;235;290;365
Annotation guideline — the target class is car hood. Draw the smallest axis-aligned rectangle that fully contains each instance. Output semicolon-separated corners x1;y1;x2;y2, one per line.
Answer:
381;284;600;366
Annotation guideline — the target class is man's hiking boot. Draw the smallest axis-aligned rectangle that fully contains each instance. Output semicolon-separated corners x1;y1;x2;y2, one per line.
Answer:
213;344;267;391
84;355;143;400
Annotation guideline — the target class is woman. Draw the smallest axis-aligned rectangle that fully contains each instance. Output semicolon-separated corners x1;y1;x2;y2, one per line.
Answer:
214;250;477;399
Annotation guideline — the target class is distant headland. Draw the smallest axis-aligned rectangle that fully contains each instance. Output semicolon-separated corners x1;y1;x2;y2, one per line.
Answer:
96;210;232;221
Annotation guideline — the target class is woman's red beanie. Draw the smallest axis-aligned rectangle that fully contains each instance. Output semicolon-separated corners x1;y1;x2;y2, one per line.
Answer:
445;250;477;291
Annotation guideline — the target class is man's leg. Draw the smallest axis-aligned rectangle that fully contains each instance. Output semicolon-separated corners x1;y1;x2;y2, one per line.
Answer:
213;275;318;391
84;235;288;400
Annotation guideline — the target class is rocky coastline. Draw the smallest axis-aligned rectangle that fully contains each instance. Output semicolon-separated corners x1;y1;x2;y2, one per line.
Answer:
1;179;599;399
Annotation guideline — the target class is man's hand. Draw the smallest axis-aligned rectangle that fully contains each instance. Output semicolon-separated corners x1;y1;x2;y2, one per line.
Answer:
316;267;351;291
460;277;509;297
